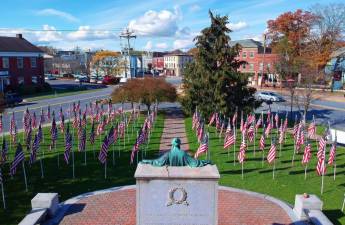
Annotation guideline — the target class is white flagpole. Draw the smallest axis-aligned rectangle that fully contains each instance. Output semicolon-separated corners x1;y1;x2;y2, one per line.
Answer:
262;124;266;168
241;162;244;180
334;131;337;181
304;163;308;180
22;161;28;192
279;119;283;157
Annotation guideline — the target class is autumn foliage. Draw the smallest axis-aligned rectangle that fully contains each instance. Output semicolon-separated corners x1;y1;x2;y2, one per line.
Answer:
111;77;177;111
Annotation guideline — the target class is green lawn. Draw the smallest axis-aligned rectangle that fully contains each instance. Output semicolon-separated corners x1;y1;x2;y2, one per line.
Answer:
0;112;164;225
185;117;344;225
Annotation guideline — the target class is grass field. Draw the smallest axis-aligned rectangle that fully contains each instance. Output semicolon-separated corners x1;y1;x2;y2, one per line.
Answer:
185;117;344;225
0;112;165;225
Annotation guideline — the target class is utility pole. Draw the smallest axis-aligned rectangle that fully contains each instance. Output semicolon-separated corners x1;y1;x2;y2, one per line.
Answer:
120;28;136;78
260;33;267;87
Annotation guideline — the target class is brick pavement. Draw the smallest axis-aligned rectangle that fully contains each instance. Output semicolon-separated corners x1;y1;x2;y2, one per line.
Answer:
159;108;190;153
58;187;294;225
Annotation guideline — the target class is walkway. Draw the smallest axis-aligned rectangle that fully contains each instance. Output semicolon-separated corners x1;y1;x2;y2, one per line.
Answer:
55;186;296;225
159;107;189;152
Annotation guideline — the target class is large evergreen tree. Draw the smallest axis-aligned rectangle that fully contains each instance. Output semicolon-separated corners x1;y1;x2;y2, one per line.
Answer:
182;11;259;118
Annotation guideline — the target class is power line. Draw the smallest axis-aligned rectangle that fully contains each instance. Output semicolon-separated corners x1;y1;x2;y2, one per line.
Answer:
0;28;124;32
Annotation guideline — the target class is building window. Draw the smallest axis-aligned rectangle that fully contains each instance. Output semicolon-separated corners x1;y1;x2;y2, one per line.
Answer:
259;63;263;71
30;58;37;68
17;57;24;69
242;52;247;58
2;57;9;69
242;64;246;69
267;63;271;70
249;63;254;71
250;52;254;58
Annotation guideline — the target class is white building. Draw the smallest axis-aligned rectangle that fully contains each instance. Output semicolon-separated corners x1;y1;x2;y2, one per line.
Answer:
164;51;193;76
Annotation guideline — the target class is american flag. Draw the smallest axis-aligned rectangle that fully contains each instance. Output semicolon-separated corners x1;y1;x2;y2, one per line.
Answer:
81;111;87;127
259;132;265;151
30;134;40;164
77;117;82;138
219;119;225;137
283;114;288;132
118;120;125;138
293;120;299;139
255;115;262;130
316;136;326;176
328;142;337;165
10;143;25;176
209;112;216;126
89;121;95;145
64;125;72;164
23;108;31;134
265;120;272;137
59;106;63;121
238;141;246;163
194;133;209;159
192;111;198;130
26;124;32;151
225;119;232;136
50;115;58;147
1;138;8;163
274;113;279;129
224;131;235;149
47;105;51;121
247;123;255;143
37;124;43;144
131;129;146;164
278;124;284;145
40;108;45;124
267;141;277;164
32;112;37;129
10;112;16;143
240;114;244;133
215;114;221;130
308;121;316;139
302;142;312;164
72;112;78;128
232;111;237;127
197;122;204;142
266;109;271;124
78;128;86;152
0;114;2;134
60;114;65;134
98;127;114;164
247;114;255;125
96;116;106;136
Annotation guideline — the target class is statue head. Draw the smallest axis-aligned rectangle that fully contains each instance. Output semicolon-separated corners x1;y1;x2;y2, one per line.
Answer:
171;138;181;148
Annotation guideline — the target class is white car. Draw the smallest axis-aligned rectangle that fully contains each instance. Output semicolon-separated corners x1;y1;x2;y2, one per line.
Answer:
45;74;56;80
120;77;128;83
257;92;284;102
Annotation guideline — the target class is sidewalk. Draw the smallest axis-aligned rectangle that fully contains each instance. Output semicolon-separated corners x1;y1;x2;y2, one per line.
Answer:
159;107;189;152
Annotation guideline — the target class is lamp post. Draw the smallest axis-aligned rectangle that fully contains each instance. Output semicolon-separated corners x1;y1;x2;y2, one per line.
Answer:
287;78;295;121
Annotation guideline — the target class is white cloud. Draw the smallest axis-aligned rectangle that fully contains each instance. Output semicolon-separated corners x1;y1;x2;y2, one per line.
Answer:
128;7;181;37
227;21;248;31
173;39;194;50
156;43;168;49
243;34;263;42
66;26;117;41
189;4;201;12
144;41;153;50
36;9;79;22
36;25;62;42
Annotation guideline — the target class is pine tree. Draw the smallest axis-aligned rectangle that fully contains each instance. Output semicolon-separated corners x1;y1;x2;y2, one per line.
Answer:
182;11;259;118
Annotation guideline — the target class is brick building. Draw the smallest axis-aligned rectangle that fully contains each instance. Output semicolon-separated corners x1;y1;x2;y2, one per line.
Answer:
230;39;279;86
0;34;44;92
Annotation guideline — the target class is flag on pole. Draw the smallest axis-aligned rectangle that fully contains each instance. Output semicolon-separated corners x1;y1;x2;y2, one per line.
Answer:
89;121;95;145
10;143;25;176
130;129;146;164
40;108;45;125
259;133;265;151
32;112;37;129
247;123;255;143
1;139;8;163
98;127;115;164
50;114;58;148
274;113;279;129
232;111;237;127
224;131;235;149
265;120;272;136
78;128;86;152
29;134;40;164
37;124;43;144
238;141;246;163
194;133;209;159
47;105;51;121
60;114;65;134
255;115;262;130
328;142;337;165
267;141;277;164
302;142;312;164
26;123;32;151
64;125;72;164
10;112;16;143
208;112;216;126
308;121;316;139
316;137;326;176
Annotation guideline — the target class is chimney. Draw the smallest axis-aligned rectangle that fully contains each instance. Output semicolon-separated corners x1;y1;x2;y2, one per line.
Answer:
16;34;23;39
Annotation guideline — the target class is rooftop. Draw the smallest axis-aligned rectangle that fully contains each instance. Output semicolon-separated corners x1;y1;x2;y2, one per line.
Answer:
0;34;43;53
229;39;263;48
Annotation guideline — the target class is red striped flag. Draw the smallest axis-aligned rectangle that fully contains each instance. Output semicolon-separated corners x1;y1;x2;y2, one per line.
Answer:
232;111;237;127
238;141;246;163
302;142;312;164
224;131;235;149
308;121;316;139
208;112;216;126
316;137;326;176
267;142;277;164
194;134;208;159
328;143;337;165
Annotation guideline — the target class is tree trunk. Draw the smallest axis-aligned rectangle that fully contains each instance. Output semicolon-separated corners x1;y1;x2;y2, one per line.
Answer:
290;89;294;121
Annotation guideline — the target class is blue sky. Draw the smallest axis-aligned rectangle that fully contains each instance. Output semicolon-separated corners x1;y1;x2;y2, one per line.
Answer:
0;0;341;51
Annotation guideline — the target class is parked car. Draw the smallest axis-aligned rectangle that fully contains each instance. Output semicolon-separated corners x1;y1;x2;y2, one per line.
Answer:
97;77;104;84
4;93;23;106
120;77;128;83
45;74;56;80
257;92;284;102
90;75;98;83
102;75;120;85
75;75;89;83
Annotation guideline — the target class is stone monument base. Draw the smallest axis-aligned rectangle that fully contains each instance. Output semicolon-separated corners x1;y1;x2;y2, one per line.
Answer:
135;164;220;225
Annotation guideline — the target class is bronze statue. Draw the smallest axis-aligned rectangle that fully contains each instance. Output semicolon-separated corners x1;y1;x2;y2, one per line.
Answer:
141;138;211;167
